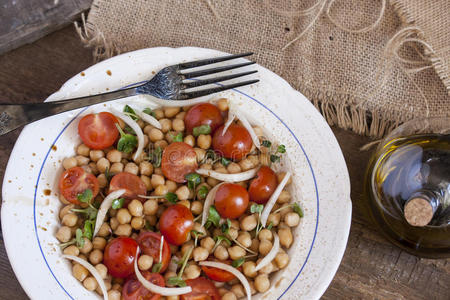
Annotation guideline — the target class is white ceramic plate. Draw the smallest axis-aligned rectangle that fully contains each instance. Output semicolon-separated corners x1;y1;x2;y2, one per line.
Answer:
1;47;351;300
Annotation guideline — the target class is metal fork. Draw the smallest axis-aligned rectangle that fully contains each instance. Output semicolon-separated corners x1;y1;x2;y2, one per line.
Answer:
0;52;258;136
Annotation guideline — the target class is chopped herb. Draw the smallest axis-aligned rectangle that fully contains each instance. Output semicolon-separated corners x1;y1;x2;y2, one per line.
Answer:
115;123;138;154
193;124;211;137
165;192;178;204
206;206;220;228
212;235;232;252
262;140;272;148
221;157;231;167
77;189;93;204
221;219;232;234
232;257;245;268
167;276;187;287
277;144;286;153
191;230;205;247
111;198;125;209
171;132;183;142
75;228;85;248
83;220;94;240
123;105;139;120
266;222;274;230
123;125;135;135
270;154;280;163
152;262;162;273
104;167;113;182
197;185;209;200
143;107;156;117
205;149;217;160
185;173;201;190
250;203;264;214
144;220;155;231
293;203;304;217
71;206;98;221
149;146;163;168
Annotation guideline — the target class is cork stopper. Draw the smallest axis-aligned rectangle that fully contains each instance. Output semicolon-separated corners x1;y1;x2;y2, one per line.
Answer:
404;197;434;227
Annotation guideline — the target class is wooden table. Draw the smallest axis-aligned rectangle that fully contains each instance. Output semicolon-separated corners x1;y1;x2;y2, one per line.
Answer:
0;25;448;300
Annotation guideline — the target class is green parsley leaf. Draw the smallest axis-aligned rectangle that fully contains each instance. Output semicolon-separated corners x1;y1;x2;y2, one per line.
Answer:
143;107;156;118
221;157;231;167
77;189;93;203
104;167;113;182
152;262;162;273
207;206;221;227
165;192;178;204
111;198;125;209
167;276;187;287
270;154;280;163
123;105;139;120
193;124;211;137
266;222;274;230
75;228;85;248
221;219;232;234
205;149;217;160
250;203;264;214
185;173;201;190
150;146;163;168
293;203;304;218
115;123;138;153
197;185;209;200
171;132;183;142
214;235;232;246
83;220;94;240
71;206;98;220
277;144;286;153
261;140;272;148
232;257;245;268
191;230;205;238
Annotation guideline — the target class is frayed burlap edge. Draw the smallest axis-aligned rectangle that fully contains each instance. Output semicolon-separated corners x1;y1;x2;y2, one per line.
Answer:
390;0;450;95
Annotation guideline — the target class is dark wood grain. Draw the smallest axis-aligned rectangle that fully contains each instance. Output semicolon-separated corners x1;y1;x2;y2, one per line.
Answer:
0;25;448;300
0;0;91;55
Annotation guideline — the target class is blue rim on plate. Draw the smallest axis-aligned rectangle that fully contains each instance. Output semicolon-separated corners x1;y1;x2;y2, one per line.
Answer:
33;84;320;299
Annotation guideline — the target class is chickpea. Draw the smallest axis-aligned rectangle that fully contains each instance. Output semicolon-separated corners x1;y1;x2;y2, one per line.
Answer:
172;119;185;132
63;157;77;170
111;283;122;291
167;297;179;300
124;162;139;175
73;263;89;281
194;148;205;161
89;249;103;265
172;185;189;201
108;290;121;300
153;108;164;119
178;200;190;209
148;128;163;142
164;107;180;118
131;217;145;230
63;245;79;256
165;271;178;286
115;224;132;236
128;200;143;217
259;239;273;255
207;177;219;187
139;175;152;191
93;237;107;250
61;213;78;227
117;208;132;224
159;118;172;133
181;241;194;259
109;162;123;174
139;161;153;176
250;238;260;253
239;158;254;171
214;245;229;260
277;190;291;204
260;153;270;166
201;237;215;253
165;180;177;193
155;185;168;196
267;213;281;226
146;215;157;226
200;163;212;170
248;155;259;166
97;173;108;189
227;227;238;240
258;229;273;241
154;140;168;149
83;276;98;291
237;232;252;248
97;223;111;237
184;264;201;279
76;155;90;166
151;174;165;187
94;158;108;174
218;288;229;296
95;263;108;279
217;98;228;111
240;214;257;231
275;251;289;269
144;199;158;215
143;124;154;135
284;212;301;227
89;150;104;162
56;226;72;243
138;255;153;271
227;162;241;174
184;135;195;147
110;217;119;230
80;238;93;254
228;246;246;260
59;204;74;220
77;144;90;156
259;260;275;274
222;292;237;300
106;149;122;163
197;134;212;149
193;247;209;261
254;274;270;293
278;227;293;248
242;261;257;278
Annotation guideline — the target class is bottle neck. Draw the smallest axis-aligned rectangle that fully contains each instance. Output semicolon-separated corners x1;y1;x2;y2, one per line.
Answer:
404;189;441;227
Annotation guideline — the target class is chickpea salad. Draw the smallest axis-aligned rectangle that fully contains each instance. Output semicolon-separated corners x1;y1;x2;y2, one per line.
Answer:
56;98;303;300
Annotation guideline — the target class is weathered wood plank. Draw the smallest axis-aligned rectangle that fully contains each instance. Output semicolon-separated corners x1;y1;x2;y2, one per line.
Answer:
0;0;91;55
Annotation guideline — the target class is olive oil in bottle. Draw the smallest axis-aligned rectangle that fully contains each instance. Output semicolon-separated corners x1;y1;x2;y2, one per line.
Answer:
364;133;450;258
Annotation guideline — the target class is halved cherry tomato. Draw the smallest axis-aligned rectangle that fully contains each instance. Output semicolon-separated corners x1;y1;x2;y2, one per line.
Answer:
161;142;198;183
184;103;224;134
109;172;147;203
201;261;237;282
78;112;119;149
214;183;249;219
122;272;165;300
136;232;171;273
103;237;138;278
159;204;194;245
212;124;252;160
181;277;221;300
248;166;278;204
58;167;99;205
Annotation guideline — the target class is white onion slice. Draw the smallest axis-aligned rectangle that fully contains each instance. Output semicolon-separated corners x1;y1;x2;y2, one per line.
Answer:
199;261;251;300
135;110;162;129
93;189;126;237
201;182;226;227
196;168;258;182
261;172;291;227
110;107;145;161
145;96;209;107
234;109;260;149
134;248;192;296
62;255;108;300
222;107;236;136
254;232;280;271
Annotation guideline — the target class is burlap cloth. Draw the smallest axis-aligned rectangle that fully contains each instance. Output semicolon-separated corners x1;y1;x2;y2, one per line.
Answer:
77;0;450;137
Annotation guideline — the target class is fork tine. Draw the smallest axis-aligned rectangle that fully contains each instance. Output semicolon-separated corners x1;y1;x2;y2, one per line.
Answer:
183;70;257;89
178;79;259;100
177;52;253;70
181;62;256;79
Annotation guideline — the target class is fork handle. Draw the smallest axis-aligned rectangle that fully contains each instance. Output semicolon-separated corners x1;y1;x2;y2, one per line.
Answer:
0;87;139;136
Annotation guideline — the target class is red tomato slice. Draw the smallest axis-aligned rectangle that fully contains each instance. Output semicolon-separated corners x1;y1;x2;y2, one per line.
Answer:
122;272;165;300
159;204;194;246
78;112;119;149
161;142;198;183
109;172;147;203
214;183;249;219
212;124;252;160
248;166;278;204
103;237;138;278
181;277;221;300
184;103;224;134
58;167;99;205
201;263;236;282
136;232;171;273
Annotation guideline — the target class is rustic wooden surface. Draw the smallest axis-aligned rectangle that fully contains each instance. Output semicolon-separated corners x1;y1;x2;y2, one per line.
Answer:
0;25;449;300
0;0;91;55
